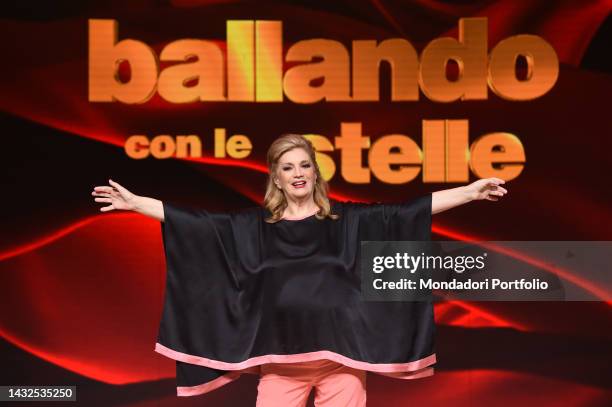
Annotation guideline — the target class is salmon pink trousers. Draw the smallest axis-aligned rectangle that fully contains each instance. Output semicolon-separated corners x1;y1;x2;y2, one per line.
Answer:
256;359;367;407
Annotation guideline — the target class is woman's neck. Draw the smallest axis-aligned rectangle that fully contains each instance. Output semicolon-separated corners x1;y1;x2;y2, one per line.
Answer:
282;199;319;219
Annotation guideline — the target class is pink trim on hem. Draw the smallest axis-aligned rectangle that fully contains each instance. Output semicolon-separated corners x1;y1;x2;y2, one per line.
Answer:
175;366;435;397
156;342;436;373
377;366;435;380
177;372;242;396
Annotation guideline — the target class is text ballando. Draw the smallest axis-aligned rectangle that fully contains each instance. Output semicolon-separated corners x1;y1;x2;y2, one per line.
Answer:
88;18;559;104
90;17;551;183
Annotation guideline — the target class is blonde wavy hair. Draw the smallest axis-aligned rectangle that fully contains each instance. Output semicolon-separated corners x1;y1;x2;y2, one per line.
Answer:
264;134;339;223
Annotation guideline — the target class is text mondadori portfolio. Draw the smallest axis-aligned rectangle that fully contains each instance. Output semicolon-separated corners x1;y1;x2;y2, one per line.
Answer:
373;278;549;290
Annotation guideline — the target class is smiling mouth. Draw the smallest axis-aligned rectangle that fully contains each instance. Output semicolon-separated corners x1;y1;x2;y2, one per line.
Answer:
292;181;306;188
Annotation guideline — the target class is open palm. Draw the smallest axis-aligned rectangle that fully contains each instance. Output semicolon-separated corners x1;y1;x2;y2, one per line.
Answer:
466;177;508;201
91;179;138;212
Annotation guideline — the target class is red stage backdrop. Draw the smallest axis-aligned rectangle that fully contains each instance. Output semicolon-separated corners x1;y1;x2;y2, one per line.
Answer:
1;1;611;406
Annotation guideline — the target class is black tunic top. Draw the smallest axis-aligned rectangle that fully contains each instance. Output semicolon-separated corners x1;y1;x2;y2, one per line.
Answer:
155;195;435;396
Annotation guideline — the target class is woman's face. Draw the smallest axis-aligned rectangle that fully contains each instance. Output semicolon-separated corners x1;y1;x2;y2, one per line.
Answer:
274;148;317;201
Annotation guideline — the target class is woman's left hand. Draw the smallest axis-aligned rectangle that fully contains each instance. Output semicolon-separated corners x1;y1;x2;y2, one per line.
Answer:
465;178;508;201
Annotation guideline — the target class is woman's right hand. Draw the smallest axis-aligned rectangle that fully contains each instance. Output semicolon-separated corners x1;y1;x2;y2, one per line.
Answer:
91;179;140;212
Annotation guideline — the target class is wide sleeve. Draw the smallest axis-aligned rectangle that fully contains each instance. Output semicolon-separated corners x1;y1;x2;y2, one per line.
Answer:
157;201;262;361
344;193;432;241
160;201;240;292
337;194;436;369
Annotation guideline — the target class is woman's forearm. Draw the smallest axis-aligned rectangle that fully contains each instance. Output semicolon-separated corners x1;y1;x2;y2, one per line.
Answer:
431;186;473;215
133;195;165;222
